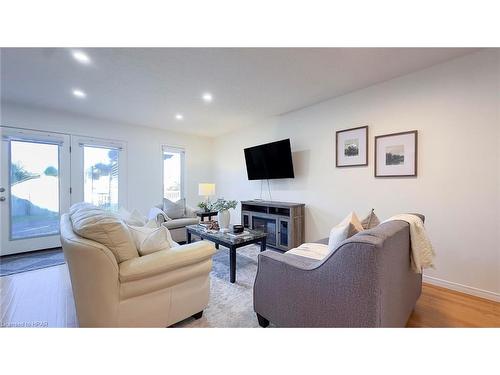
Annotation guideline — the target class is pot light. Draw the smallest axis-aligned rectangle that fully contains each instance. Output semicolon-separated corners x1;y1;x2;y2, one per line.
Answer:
175;114;184;120
71;50;91;64
202;92;213;103
72;89;87;98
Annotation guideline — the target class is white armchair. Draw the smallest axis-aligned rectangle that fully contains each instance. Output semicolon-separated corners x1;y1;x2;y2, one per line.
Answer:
60;213;215;327
153;202;200;243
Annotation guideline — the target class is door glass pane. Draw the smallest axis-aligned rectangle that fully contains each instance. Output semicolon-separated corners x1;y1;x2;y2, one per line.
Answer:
163;149;183;202
10;141;60;239
83;146;119;210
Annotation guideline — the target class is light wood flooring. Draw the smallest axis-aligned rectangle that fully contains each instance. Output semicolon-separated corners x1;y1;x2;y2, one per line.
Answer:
1;264;499;328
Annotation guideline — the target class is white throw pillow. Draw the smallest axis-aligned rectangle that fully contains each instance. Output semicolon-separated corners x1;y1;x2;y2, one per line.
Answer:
127;224;176;256
119;207;146;226
162;198;186;219
328;212;364;252
144;219;160;228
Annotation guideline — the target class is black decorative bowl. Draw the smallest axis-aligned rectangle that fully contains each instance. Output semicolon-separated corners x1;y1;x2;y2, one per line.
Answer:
233;224;244;234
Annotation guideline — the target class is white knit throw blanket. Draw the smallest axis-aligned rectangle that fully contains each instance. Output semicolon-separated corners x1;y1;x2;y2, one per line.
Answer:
383;214;435;274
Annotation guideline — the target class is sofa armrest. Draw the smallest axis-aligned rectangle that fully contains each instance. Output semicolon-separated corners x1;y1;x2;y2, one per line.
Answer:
185;205;198;218
119;241;216;282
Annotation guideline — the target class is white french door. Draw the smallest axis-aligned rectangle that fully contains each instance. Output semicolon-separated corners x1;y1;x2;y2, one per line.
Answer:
70;136;127;210
1;128;128;255
0;127;71;255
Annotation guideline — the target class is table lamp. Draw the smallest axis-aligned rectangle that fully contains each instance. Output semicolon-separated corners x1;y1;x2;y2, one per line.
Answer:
198;183;216;207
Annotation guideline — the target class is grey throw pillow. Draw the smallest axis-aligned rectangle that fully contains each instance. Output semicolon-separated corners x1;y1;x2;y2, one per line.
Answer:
162;198;186;219
360;209;380;230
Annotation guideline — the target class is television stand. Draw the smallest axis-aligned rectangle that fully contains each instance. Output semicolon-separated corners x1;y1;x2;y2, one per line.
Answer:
241;200;305;251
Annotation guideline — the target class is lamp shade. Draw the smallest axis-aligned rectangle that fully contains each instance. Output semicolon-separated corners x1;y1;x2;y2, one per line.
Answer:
198;183;215;196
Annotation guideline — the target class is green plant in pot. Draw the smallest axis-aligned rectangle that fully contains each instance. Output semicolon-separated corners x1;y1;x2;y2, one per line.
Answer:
212;199;238;232
197;201;213;212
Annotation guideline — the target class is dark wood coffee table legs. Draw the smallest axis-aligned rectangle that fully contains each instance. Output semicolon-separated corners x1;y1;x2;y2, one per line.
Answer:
260;237;267;252
229;247;236;283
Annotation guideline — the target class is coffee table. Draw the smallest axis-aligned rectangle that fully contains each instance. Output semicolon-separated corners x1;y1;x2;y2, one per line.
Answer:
186;224;267;283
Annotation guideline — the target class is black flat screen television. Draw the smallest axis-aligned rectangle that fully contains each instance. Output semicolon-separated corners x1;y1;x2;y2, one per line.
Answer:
244;139;295;180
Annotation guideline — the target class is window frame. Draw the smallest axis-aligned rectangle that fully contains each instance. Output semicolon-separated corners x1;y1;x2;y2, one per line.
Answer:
161;145;186;202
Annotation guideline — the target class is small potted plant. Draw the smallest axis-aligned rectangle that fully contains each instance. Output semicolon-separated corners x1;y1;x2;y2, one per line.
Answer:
197;201;212;212
212;198;238;232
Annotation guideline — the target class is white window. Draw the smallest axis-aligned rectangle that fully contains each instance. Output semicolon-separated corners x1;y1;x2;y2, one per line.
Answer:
162;146;185;202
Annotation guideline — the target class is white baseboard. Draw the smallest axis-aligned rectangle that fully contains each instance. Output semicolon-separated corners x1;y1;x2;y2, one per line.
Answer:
423;275;500;302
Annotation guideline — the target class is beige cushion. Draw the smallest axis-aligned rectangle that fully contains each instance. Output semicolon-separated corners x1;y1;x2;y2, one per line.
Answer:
163;217;199;230
328;212;364;251
69;201;93;215
360;209;380;230
128;225;176;256
286;243;330;260
70;203;138;263
162;198;186;219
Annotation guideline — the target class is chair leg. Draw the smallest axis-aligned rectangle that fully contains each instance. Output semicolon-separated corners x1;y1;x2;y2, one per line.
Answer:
192;311;203;320
256;313;269;328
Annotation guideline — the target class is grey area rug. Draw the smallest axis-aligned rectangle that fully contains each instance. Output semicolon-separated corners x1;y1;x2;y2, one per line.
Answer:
173;244;263;328
0;248;65;277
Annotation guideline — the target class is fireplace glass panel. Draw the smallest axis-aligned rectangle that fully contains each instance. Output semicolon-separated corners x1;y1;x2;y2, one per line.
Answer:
252;216;276;246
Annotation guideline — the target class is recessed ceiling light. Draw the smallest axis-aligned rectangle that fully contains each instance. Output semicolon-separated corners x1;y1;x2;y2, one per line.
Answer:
175;114;184;120
71;50;91;64
202;92;213;103
72;89;87;98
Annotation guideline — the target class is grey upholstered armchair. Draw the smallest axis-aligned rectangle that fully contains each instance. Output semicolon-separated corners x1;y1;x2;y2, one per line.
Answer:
253;215;424;327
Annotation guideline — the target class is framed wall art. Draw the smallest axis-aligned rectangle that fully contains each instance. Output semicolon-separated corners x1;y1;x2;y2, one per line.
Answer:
335;125;368;167
375;130;417;177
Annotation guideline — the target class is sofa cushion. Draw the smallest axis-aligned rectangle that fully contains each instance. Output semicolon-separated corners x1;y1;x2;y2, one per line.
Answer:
162;198;186;219
360;209;380;230
128;225;176;256
70;203;139;263
163;217;199;230
328;212;364;251
286;243;330;260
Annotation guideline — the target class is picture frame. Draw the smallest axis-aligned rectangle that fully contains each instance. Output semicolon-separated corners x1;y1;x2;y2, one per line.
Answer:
374;130;418;177
335;125;368;167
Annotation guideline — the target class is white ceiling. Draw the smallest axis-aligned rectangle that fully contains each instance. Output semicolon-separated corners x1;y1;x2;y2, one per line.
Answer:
1;48;479;137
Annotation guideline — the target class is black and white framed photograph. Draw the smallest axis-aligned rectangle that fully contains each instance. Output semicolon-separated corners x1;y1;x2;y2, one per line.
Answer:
335;126;368;167
375;130;418;177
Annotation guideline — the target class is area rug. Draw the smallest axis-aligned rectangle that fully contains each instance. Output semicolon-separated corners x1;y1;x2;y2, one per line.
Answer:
0;248;65;277
173;244;262;328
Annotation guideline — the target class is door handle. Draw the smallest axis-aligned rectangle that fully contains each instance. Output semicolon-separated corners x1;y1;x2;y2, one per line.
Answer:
0;197;6;202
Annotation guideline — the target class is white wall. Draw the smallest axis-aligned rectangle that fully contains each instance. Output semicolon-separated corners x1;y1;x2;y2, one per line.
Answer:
213;50;500;299
1;102;214;214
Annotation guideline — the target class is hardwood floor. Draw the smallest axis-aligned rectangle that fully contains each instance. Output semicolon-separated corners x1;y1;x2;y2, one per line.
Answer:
1;264;499;327
0;265;77;328
407;283;500;327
